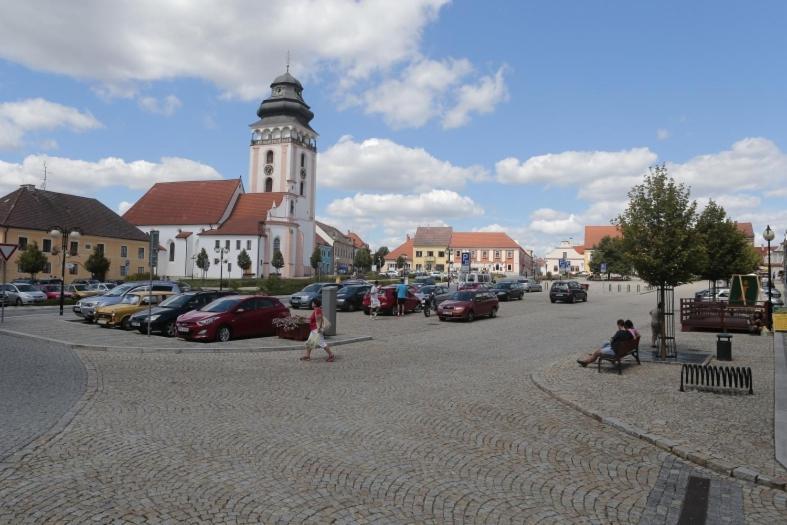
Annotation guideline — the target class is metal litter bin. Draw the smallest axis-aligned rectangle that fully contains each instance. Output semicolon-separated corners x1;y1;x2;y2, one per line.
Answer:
716;333;732;361
321;286;337;336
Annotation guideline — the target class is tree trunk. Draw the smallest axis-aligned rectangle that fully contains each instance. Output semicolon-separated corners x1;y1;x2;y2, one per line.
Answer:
659;285;667;359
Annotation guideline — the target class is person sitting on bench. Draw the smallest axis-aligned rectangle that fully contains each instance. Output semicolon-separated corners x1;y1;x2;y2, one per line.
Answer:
624;319;640;338
577;319;633;367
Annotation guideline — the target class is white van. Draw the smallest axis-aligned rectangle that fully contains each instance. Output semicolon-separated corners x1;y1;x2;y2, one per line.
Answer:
458;272;492;289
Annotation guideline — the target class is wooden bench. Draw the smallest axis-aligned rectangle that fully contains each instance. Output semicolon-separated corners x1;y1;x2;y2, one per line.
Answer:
598;336;641;374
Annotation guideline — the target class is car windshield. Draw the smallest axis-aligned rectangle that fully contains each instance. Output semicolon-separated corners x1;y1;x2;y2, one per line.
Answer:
451;291;474;301
72;284;87;291
301;284;322;293
16;285;35;292
201;297;241;313
106;283;137;297
160;294;193;308
553;283;569;290
497;282;513;289
421;285;435;294
121;295;142;305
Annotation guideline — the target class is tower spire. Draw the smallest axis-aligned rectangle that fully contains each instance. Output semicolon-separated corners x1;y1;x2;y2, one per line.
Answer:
286;50;290;73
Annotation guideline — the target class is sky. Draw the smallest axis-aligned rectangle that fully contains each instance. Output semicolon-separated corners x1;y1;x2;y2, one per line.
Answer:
1;0;786;257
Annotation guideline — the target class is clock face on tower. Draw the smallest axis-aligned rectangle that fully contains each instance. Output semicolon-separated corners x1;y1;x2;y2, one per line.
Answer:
274;87;283;96
264;164;274;175
300;167;306;179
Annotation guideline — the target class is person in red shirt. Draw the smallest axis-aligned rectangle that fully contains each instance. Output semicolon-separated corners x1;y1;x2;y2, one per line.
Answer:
300;298;335;362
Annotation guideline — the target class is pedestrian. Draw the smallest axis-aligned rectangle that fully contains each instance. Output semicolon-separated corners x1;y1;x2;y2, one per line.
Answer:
300;298;335;362
396;278;408;316
369;280;381;319
649;302;663;348
577;319;633;367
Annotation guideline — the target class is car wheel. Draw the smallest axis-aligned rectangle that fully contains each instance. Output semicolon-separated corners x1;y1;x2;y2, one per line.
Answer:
164;321;177;337
570;295;575;304
490;307;497;318
347;302;356;312
120;317;131;330
216;326;231;342
15;298;22;306
363;308;370;315
550;298;556;303
466;310;475;322
439;316;446;322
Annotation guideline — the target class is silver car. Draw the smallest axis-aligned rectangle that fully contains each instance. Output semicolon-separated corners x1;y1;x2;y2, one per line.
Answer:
0;283;48;305
75;281;185;321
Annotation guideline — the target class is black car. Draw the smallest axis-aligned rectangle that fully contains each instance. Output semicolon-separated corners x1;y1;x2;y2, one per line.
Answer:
549;280;587;303
336;284;371;311
129;290;237;336
489;281;525;301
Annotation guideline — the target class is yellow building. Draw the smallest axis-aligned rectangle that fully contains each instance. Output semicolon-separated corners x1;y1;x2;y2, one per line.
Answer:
0;185;149;282
412;226;452;272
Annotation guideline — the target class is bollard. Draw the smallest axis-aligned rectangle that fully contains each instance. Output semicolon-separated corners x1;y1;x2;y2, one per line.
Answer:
617;284;621;292
637;285;640;293
322;286;337;336
627;284;630;292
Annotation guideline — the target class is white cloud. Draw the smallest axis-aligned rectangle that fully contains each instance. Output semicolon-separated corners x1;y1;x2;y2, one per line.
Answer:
318;136;487;192
656;128;670;141
0;0;450;101
138;95;182;116
697;194;762;215
495;147;657;186
0;154;221;197
0;98;101;149
529;213;583;236
442;66;509;129
117;201;133;215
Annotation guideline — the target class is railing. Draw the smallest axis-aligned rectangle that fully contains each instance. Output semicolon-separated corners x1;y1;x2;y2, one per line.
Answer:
680;298;765;332
680;364;753;394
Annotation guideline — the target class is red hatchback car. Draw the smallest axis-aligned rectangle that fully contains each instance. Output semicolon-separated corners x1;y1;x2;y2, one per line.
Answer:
437;290;499;322
176;295;288;342
362;285;420;315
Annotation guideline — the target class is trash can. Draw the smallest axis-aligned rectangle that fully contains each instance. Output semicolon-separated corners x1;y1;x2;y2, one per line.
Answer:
321;286;337;337
716;333;732;361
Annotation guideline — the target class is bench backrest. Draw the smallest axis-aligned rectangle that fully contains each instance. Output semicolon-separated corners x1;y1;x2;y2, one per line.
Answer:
612;336;640;357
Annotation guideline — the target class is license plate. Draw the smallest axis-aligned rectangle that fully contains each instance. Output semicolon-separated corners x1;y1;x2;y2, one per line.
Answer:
131;321;140;327
178;327;189;333
96;319;108;325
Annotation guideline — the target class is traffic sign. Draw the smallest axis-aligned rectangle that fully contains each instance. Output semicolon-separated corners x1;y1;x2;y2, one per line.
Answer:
0;243;17;261
461;251;471;272
148;230;159;268
600;262;607;274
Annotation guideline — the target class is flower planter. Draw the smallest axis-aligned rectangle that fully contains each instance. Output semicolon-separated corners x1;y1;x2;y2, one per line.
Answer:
276;324;310;341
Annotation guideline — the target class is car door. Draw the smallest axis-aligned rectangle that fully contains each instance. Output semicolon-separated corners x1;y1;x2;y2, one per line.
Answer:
251;297;277;336
230;298;257;337
475;292;491;315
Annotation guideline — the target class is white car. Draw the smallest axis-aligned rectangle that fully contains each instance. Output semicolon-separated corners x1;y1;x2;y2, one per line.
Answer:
0;283;48;305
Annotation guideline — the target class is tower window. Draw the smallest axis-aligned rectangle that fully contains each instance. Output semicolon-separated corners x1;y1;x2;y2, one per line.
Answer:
266;150;274;164
290;200;295;215
273;237;281;254
300;153;305;167
265;177;273;192
169;242;175;262
299;182;304;196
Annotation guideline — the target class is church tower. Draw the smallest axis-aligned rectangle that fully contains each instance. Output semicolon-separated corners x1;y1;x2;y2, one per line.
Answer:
248;70;318;221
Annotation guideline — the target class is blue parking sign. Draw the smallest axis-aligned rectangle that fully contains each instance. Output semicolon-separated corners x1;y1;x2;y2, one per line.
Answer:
461;252;470;265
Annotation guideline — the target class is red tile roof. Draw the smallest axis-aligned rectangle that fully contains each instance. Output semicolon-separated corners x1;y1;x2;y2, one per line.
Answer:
175;231;193;239
199;193;285;235
583;225;621;249
735;222;754;238
315;233;330;246
123;179;242;226
413;226;453;246
346;231;368;249
574;246;585;255
449;232;520;249
385;238;413;260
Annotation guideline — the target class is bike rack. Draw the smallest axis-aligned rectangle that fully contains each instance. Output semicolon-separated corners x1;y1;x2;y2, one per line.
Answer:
679;364;753;394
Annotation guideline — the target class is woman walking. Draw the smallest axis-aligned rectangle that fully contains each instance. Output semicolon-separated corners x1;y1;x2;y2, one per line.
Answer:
369;280;381;319
300;298;335;362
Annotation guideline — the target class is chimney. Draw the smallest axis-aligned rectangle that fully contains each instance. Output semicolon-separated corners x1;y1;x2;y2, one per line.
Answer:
406;233;410;241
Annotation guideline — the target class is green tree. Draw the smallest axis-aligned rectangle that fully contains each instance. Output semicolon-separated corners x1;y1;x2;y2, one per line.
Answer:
396;255;406;270
18;242;48;279
310;246;322;276
616;164;703;357
271;249;284;275
85;247;111;281
195;248;210;280
589;235;629;279
695;200;759;292
237;249;252;276
353;247;372;272
373;246;389;271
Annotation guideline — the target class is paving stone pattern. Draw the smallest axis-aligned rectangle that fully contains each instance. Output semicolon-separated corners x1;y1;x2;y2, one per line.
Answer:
0;335;86;460
1;283;786;523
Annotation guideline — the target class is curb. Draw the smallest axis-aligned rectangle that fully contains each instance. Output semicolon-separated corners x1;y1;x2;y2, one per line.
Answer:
0;329;372;354
530;371;787;492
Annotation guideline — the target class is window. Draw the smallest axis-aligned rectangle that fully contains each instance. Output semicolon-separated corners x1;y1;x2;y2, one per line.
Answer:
273;237;281;254
266;150;274;164
214;240;220;249
507;264;512;271
482;251;488;259
227;263;232;273
120;265;127;277
265;177;273;192
563;251;567;259
42;239;52;253
415;251;423;257
120;245;127;258
494;250;500;259
300;153;305;167
169;242;175;262
506;250;513;258
69;264;78;275
438;251;445;258
427;251;434;257
18;236;28;249
225;240;230;250
43;262;51;273
236;240;241;250
290;201;295;215
299;181;304;196
553;265;558;272
138;247;145;259
471;250;476;258
138;267;144;274
96;244;105;256
246;240;251;250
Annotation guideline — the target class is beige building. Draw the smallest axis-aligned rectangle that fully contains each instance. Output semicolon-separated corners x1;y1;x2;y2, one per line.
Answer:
0;185;149;282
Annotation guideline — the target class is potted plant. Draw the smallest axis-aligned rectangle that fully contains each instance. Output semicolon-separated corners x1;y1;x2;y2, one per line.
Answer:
273;315;310;341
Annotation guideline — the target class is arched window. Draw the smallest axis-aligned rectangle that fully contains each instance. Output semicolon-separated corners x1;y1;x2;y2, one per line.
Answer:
290;200;295;215
266;150;274;164
265;177;273;192
300;153;305;167
299;182;304;196
169;242;175;262
273;237;280;254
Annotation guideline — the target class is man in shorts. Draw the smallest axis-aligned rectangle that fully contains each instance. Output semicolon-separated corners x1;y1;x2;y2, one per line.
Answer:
576;319;632;366
396;278;409;317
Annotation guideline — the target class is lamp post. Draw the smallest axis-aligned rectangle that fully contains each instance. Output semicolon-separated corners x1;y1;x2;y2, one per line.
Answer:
215;246;229;291
764;225;775;329
49;226;81;316
446;247;452;287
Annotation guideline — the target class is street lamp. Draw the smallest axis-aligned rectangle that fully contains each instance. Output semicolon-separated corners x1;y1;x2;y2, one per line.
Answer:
215;246;229;291
764;225;775;329
48;226;81;316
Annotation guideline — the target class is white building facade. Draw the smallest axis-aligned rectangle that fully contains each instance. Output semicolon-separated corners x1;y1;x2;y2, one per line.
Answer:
544;240;586;276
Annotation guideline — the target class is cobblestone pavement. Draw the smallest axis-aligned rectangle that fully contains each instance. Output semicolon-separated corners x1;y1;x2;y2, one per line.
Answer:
1;283;786;523
0;335;86;460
